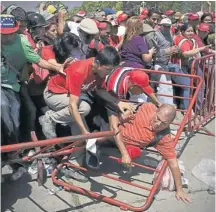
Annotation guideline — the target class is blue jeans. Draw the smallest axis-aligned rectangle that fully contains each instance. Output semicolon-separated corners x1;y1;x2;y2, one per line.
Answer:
1;87;20;143
168;63;204;110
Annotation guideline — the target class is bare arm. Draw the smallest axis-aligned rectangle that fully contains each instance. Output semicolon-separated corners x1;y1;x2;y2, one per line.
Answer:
57;11;66;35
141;47;156;62
167;158;192;203
149;93;162;107
109;114;131;165
182;46;207;57
37;59;62;73
69;94;88;134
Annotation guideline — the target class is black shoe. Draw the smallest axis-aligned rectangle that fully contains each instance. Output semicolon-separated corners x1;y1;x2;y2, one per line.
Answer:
59;167;88;183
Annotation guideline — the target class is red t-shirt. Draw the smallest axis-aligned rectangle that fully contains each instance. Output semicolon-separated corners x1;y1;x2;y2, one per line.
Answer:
47;58;98;96
41;45;56;61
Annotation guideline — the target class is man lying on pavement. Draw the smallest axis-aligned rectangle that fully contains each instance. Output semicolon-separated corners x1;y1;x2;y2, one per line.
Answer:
108;102;191;203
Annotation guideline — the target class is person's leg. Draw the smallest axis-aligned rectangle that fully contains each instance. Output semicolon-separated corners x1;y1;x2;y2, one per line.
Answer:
20;82;37;140
1;88;21;143
40;89;91;138
154;64;174;105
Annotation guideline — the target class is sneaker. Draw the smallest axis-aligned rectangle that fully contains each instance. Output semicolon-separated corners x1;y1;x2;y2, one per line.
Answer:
39;114;56;139
59;167;88;183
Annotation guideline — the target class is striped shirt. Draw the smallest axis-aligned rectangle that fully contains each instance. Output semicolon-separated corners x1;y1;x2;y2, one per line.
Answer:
119;103;176;159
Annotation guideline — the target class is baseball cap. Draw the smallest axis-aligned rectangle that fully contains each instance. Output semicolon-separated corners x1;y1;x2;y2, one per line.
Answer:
116;11;123;17
142;23;154;33
79;18;99;34
188;13;199;20
98;22;108;30
174;12;182;20
160;18;172;26
165;10;175;16
77;10;86;17
117;13;128;24
125;70;153;96
40;10;55;21
141;8;149;16
0;14;19;34
198;23;210;32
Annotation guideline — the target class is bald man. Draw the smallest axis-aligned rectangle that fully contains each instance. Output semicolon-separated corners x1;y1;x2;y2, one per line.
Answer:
109;102;191;203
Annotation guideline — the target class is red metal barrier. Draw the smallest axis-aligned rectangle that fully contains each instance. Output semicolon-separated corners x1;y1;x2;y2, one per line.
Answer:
190;54;215;136
1;70;204;211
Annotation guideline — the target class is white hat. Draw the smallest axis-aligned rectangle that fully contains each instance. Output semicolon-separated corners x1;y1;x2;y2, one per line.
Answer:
160;18;172;26
79;18;99;35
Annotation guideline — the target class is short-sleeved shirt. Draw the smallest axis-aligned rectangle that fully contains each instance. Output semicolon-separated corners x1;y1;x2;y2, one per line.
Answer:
1;34;41;92
41;45;56;61
47;57;100;96
119;103;176;159
120;36;149;68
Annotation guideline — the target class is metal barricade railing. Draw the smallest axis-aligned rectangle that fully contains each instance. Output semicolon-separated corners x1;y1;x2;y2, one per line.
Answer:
190;54;215;136
1;70;204;211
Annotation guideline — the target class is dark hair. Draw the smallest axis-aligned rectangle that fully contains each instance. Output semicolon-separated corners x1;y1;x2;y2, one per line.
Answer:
200;13;213;23
53;32;80;63
95;46;120;66
180;23;193;32
148;8;161;18
124;9;136;18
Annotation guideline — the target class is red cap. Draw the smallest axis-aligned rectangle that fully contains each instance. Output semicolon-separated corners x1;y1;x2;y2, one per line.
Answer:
139;14;147;20
165;10;175;16
141;8;149;16
98;22;108;30
117;13;128;24
77;10;86;17
198;23;210;32
125;70;153;96
188;13;199;20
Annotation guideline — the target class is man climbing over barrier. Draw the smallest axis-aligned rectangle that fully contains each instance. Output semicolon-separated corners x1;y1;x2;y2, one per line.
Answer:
108;103;191;203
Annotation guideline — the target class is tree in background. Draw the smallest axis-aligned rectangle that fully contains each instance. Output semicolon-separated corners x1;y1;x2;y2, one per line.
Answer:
70;1;215;15
70;1;123;15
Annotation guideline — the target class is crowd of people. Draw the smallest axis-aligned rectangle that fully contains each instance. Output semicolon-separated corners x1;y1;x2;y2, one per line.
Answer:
1;2;215;204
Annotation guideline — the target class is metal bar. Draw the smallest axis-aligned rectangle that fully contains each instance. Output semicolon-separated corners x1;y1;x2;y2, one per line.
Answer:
1;131;115;153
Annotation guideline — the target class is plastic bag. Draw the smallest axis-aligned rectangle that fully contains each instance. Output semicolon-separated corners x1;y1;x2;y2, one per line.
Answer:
192;159;216;189
153;160;186;191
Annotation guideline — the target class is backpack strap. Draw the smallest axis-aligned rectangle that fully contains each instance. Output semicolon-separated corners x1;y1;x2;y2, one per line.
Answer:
145;127;171;148
177;38;188;49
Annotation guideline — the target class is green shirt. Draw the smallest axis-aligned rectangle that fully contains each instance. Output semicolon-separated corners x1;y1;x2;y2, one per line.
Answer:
1;34;41;92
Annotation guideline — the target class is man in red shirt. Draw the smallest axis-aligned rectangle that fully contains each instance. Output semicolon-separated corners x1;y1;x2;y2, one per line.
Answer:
105;67;161;107
109;103;191;203
39;46;136;138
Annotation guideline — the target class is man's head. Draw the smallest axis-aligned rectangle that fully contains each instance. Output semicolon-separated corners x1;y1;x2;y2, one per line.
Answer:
198;23;210;39
151;104;176;132
78;18;99;44
93;46;120;78
147;8;162;28
0;14;19;44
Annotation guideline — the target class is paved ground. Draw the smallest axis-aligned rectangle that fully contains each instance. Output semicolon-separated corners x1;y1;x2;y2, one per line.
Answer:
2;117;215;212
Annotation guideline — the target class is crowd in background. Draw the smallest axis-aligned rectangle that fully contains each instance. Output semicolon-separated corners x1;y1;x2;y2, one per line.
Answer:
1;2;215;201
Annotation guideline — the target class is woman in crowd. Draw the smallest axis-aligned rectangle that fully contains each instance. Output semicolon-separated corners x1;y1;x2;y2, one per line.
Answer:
172;23;207;110
120;16;156;68
200;13;213;23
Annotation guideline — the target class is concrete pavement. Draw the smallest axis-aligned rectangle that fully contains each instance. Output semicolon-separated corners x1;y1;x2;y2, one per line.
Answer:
2;119;215;212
